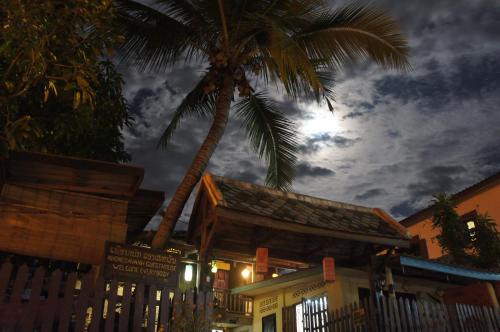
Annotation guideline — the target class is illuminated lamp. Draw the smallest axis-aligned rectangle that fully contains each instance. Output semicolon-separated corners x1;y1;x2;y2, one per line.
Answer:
211;261;218;273
272;273;279;278
184;265;193;282
241;267;250;279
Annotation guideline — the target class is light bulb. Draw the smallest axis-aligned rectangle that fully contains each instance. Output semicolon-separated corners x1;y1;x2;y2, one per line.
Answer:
184;265;193;282
211;263;218;273
241;267;250;279
272;273;279;278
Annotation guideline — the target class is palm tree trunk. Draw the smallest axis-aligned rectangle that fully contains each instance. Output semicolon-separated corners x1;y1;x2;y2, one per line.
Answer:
151;73;234;249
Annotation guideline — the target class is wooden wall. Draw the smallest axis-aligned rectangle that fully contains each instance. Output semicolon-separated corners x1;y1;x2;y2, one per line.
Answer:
0;184;128;265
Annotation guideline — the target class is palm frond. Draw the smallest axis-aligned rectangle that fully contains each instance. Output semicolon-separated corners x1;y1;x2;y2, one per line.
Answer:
314;69;335;111
234;92;298;190
154;0;209;27
157;78;217;149
294;4;411;71
115;0;207;71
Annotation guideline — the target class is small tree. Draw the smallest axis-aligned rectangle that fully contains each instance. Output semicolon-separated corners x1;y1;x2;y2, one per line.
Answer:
0;1;132;161
431;194;471;264
472;213;500;268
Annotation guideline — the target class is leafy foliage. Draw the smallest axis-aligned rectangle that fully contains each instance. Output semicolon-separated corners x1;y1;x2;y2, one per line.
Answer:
432;193;500;268
431;194;471;264
0;0;122;106
0;1;132;162
472;213;500;268
0;61;133;162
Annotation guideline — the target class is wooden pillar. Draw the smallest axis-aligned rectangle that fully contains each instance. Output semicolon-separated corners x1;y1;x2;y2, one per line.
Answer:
198;250;211;292
198;210;217;292
368;255;380;301
385;266;395;297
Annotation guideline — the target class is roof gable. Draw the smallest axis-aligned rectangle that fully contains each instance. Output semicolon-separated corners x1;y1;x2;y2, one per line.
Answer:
210;175;407;240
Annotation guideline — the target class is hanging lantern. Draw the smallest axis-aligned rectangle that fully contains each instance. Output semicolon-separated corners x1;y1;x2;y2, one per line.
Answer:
256;247;268;273
323;257;335;282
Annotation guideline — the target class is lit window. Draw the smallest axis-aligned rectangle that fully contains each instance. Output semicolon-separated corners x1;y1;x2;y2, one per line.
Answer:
295;303;304;332
184;265;193;282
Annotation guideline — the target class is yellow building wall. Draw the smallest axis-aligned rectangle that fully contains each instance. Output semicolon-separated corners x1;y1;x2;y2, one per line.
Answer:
247;267;456;332
406;184;500;259
253;290;284;332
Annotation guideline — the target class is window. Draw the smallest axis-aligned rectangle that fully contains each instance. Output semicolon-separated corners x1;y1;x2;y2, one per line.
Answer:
302;295;328;332
460;210;478;240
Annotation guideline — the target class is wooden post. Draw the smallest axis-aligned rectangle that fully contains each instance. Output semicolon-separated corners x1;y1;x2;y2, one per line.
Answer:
368;254;379;300
385;266;396;297
198;250;211;292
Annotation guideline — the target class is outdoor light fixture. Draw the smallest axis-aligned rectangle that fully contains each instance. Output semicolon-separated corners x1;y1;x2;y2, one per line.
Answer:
272;273;279;278
184;264;193;282
241;267;250;279
211;261;218;273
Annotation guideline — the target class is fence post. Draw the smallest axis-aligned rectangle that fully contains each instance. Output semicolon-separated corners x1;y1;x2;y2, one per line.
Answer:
74;273;93;332
0;262;13;301
104;279;119;332
146;284;158;332
58;272;77;332
133;282;146;332
20;266;45;332
158;287;171;331
89;276;105;332
41;269;62;332
118;281;132;332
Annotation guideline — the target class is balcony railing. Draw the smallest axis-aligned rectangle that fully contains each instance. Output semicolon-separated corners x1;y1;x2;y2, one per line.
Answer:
214;289;253;316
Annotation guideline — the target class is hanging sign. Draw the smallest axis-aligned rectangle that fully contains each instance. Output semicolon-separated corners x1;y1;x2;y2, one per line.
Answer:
322;257;335;282
103;242;180;286
256;247;269;273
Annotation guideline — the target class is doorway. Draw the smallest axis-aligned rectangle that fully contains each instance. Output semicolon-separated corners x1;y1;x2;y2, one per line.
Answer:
262;313;277;332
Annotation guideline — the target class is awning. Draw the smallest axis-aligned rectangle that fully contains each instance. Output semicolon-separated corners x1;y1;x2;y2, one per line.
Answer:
399;255;500;281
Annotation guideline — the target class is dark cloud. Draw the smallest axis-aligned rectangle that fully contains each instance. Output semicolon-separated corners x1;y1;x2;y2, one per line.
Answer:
390;201;418;219
386;129;401;138
343;111;366;119
129;88;155;117
224;170;261;184
375;52;500;114
355;188;388;201
299;134;361;154
341;101;375;119
295;162;335;178
388;165;469;219
407;165;467;198
332;135;361;148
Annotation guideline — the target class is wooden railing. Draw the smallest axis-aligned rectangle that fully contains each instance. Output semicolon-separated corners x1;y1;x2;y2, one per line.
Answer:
284;294;500;332
0;262;214;331
214;289;253;316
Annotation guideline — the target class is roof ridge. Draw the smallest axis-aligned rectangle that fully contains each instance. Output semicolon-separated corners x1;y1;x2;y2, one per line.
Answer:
211;174;374;213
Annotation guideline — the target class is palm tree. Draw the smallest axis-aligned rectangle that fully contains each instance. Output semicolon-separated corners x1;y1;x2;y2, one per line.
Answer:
116;0;410;249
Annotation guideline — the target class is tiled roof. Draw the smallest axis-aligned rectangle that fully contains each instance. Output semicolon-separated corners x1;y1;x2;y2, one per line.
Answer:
212;176;405;240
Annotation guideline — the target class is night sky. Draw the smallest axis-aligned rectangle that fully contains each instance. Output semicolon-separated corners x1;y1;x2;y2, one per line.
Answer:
119;0;500;230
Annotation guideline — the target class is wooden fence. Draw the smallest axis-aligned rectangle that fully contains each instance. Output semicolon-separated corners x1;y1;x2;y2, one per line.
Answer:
285;294;500;332
0;262;213;331
331;296;500;332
